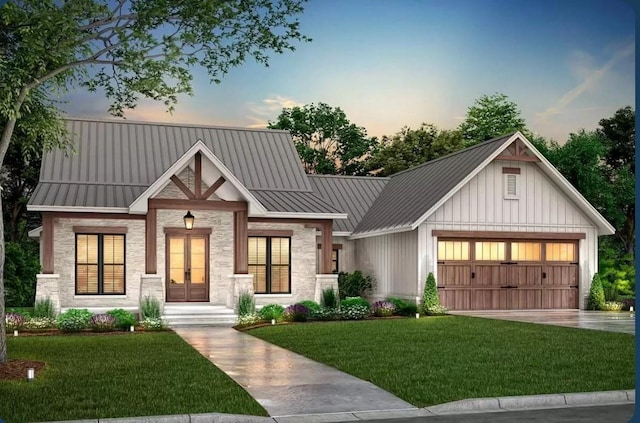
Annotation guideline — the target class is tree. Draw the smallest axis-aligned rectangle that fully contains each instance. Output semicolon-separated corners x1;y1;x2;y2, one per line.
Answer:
268;102;377;175
459;93;528;145
597;106;635;174
365;124;464;176
0;0;310;363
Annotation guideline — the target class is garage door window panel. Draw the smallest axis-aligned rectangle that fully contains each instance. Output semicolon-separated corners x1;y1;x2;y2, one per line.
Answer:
437;241;470;261
511;242;541;262
545;242;576;262
475;241;505;261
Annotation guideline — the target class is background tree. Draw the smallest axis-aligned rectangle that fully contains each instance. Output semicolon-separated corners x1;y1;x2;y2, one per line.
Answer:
268;102;377;175
0;0;310;363
459;93;528;144
366;124;464;176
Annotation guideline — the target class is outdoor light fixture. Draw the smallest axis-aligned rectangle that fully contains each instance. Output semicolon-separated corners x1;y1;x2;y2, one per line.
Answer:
13;330;18;337
183;211;195;230
415;313;420;319
27;368;35;382
130;325;135;332
271;319;276;325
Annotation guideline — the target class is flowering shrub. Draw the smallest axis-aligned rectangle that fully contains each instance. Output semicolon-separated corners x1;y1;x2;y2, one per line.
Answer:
24;317;55;331
340;296;370;309
372;300;396;317
311;307;340;321
340;304;370;320
5;312;25;331
424;304;448;316
106;308;136;330
90;314;116;332
237;313;261;326
386;297;418;316
601;301;623;312
300;300;321;313
258;304;285;321
56;308;93;332
284;303;310;322
140;317;165;330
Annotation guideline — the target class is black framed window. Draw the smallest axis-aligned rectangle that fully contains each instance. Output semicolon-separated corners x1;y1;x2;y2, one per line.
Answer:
76;234;126;294
248;236;291;294
331;249;339;273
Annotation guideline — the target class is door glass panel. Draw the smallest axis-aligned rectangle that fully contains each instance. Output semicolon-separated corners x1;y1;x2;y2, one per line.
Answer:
169;237;185;284
511;242;541;261
190;238;206;284
475;241;505;261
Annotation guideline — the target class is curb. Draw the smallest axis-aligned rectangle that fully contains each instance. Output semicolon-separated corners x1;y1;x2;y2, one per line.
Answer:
38;389;636;423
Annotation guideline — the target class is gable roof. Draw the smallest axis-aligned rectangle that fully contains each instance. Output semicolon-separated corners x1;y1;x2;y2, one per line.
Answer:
352;132;615;237
309;175;389;233
27;118;343;218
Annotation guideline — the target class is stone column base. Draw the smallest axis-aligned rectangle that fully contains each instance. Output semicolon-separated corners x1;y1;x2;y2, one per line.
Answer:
140;274;164;314
315;274;339;303
228;274;255;311
35;274;61;313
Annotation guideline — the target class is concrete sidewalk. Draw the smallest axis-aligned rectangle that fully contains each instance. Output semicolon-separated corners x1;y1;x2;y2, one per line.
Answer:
174;326;415;417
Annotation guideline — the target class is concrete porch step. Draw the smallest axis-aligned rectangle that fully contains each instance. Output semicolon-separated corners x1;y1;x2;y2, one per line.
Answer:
163;303;237;327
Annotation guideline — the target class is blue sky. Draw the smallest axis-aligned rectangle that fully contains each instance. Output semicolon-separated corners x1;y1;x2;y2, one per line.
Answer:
64;0;635;143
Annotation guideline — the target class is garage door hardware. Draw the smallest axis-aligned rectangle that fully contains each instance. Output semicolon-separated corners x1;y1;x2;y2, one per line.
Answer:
500;285;519;289
500;261;518;265
542;272;546;278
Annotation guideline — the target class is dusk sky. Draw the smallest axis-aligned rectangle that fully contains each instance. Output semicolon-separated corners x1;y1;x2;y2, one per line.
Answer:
64;0;635;143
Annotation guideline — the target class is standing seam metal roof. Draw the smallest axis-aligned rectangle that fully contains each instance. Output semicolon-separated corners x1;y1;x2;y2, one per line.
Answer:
353;134;515;234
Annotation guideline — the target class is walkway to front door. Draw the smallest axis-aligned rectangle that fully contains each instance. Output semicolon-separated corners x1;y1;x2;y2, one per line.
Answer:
449;310;635;334
174;327;415;417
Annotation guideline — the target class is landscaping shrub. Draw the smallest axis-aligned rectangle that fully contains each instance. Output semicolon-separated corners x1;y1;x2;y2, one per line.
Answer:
5;312;25;331
141;296;162;319
139;317;165;330
284;303;310;322
338;271;374;298
386;297;418;316
33;297;56;319
311;307;340;321
107;308;137;330
24;317;55;331
258;304;285;321
620;297;635;311
340;297;371;320
6;307;30;319
320;287;338;309
422;272;440;311
601;301;623;312
425;304;448;316
371;300;396;317
90;314;117;332
587;273;605;310
238;291;255;316
56;308;93;332
237;314;261;326
300;300;321;313
4;240;40;307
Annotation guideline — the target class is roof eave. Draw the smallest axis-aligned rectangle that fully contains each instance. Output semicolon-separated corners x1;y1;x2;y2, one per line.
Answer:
349;225;413;239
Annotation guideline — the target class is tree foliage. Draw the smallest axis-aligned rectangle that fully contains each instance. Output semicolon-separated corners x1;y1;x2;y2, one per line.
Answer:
268;102;377;175
459;93;528;144
0;0;310;363
366;124;464;176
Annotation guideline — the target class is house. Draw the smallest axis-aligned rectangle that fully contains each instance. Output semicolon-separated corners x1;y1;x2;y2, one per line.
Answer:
27;119;614;318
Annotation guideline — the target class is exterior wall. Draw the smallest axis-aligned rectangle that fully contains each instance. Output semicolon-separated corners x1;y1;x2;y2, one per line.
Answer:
315;235;356;273
51;218;146;310
421;159;600;308
355;230;418;301
249;222;317;306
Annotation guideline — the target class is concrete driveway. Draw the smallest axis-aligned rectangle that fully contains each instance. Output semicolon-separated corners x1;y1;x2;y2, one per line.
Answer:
449;310;635;334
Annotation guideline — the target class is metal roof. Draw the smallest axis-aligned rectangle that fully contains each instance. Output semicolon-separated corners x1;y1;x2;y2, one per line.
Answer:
353;134;515;234
250;189;343;215
29;118;315;210
309;175;389;233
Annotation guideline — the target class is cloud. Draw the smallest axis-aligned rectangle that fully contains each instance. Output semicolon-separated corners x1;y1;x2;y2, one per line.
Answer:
245;95;302;128
537;41;634;119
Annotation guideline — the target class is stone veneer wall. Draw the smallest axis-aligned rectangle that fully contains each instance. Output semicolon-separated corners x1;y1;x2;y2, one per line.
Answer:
248;222;317;306
52;218;146;309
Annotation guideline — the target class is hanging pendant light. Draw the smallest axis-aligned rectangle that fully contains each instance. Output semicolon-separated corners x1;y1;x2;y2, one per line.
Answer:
183;211;195;230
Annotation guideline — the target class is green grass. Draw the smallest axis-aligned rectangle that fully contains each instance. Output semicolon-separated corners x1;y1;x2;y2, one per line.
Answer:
0;332;267;423
250;316;635;407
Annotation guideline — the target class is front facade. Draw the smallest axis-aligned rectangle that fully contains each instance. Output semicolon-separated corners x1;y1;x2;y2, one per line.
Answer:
28;122;614;315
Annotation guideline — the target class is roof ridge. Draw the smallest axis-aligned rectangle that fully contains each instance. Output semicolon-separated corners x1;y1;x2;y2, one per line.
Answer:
388;132;517;178
65;116;291;134
308;174;390;180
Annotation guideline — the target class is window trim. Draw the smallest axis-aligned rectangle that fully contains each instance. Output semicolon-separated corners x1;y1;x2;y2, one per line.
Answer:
75;233;126;295
249;236;292;294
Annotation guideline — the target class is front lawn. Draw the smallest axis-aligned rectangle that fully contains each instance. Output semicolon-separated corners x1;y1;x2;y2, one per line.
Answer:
0;332;267;423
250;316;635;406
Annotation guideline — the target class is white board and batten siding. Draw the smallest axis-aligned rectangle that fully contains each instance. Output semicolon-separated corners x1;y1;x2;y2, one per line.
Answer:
355;230;418;301
421;159;599;307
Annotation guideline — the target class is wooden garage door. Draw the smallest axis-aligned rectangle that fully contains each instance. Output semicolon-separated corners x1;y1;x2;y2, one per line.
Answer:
437;239;578;310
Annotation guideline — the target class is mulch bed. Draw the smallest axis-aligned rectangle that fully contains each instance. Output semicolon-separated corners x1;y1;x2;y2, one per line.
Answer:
0;359;46;381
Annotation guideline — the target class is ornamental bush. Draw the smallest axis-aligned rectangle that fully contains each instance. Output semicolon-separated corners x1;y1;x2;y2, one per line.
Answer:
24;317;55;331
371;300;396;317
33;297;57;319
90;314;116;332
386;297;418;316
259;304;285;321
141;296;162;319
311;307;340;321
340;304;370;320
300;300;321;313
587;273;605;310
320;287;338;309
56;308;93;332
5;312;25;331
425;304;448;316
422;272;439;311
338;271;374;298
237;313;261;326
284;303;310;322
106;308;137;330
140;317;165;330
600;301;623;312
238;291;255;316
340;296;370;309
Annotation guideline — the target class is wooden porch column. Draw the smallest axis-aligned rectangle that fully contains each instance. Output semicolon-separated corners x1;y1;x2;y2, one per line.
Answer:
42;213;54;274
234;209;248;274
145;208;157;274
194;152;202;198
320;220;333;274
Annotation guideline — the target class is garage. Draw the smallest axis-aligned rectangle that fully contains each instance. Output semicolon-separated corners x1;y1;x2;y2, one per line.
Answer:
436;235;580;310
